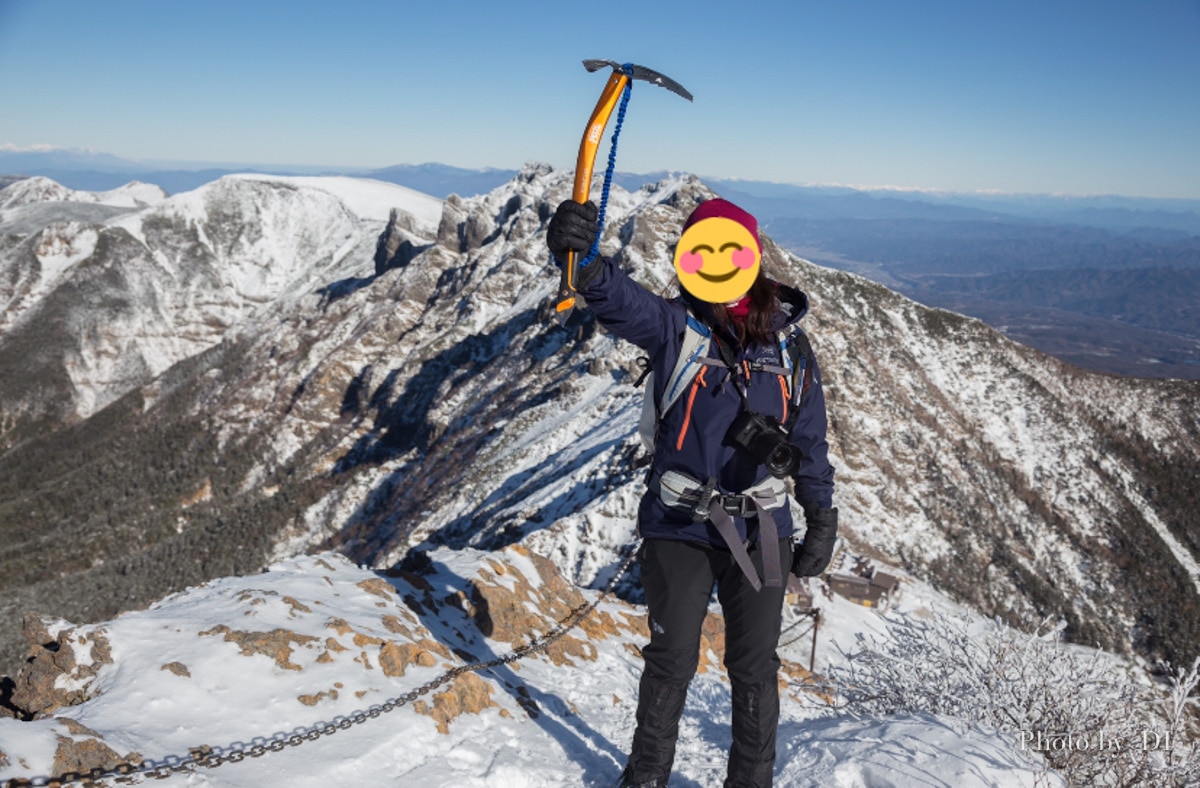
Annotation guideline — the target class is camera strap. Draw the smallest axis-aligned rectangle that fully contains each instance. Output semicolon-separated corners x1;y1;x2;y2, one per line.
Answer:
714;330;813;434
710;335;753;412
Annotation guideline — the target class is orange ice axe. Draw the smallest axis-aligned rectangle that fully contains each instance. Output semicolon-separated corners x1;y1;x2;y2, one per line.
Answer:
554;59;693;322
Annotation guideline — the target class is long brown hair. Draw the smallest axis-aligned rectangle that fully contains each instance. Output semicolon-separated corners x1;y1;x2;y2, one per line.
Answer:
708;271;779;346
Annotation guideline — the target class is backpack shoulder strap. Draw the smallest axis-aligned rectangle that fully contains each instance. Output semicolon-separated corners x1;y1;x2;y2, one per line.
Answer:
661;312;712;416
637;310;712;452
777;325;816;429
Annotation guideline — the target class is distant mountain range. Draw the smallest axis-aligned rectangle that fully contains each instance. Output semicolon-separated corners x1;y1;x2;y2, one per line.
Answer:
0;148;523;202
5;146;1199;230
4;146;1199;378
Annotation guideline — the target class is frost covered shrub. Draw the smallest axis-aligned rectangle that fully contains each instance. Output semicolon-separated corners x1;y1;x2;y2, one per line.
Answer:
829;611;1199;787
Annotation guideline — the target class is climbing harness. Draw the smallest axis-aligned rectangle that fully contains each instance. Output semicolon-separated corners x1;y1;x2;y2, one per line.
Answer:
11;545;642;788
648;468;789;591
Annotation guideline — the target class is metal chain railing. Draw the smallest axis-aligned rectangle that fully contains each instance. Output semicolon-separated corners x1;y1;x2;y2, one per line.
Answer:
4;545;642;788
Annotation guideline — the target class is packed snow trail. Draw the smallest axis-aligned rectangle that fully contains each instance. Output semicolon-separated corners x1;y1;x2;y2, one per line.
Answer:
0;550;1060;787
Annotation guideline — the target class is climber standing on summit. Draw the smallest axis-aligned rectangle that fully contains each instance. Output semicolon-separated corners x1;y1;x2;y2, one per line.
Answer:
547;195;837;788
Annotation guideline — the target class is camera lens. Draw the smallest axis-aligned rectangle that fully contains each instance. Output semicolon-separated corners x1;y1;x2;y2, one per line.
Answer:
765;442;801;478
725;411;803;479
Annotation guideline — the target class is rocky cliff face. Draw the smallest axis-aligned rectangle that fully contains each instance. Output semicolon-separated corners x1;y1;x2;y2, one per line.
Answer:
0;164;1197;680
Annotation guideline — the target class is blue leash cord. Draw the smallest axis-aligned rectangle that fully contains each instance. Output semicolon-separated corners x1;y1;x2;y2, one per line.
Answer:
579;63;634;269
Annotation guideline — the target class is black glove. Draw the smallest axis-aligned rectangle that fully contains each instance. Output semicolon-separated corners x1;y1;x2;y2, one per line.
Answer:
546;199;599;266
791;506;838;577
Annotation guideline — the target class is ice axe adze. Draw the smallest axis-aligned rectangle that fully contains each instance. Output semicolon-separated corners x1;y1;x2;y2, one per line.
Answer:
553;59;693;323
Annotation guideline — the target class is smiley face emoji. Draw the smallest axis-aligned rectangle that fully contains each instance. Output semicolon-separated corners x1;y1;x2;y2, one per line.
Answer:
673;215;761;303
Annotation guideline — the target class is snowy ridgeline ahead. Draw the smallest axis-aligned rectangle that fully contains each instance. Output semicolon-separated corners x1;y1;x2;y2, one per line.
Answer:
10;544;1186;788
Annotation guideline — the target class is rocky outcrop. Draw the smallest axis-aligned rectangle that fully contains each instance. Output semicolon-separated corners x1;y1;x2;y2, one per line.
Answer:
8;615;112;719
51;717;141;780
436;194;469;251
374;207;431;275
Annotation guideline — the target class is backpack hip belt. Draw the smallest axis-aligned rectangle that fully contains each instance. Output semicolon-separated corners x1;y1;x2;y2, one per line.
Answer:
649;470;788;517
647;470;787;591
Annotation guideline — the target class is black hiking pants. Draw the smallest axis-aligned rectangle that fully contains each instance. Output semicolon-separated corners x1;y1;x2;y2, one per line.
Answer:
623;536;792;788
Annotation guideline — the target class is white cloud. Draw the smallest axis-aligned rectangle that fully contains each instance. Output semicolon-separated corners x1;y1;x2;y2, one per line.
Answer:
0;143;99;154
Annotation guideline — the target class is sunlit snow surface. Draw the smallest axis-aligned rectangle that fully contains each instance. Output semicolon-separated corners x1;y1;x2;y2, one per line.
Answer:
229;173;443;226
0;551;1059;787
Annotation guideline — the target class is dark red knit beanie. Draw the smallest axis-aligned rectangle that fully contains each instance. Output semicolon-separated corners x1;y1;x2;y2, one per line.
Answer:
681;198;762;255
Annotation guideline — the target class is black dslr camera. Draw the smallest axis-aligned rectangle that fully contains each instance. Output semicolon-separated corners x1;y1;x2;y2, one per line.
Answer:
725;411;803;478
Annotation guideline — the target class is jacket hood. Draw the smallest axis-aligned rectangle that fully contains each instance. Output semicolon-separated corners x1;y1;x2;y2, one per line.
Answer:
680;279;810;334
775;283;810;328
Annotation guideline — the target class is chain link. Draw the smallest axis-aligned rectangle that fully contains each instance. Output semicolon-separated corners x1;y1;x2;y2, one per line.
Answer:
5;545;640;788
778;609;820;649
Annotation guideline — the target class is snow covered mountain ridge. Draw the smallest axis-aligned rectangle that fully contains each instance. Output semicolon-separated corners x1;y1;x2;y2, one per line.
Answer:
0;165;1197;783
0;174;439;427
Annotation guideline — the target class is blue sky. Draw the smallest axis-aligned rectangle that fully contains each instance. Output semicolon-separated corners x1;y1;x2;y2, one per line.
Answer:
1;0;1198;198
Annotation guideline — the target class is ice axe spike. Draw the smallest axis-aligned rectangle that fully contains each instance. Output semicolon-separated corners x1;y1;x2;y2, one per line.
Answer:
554;60;693;322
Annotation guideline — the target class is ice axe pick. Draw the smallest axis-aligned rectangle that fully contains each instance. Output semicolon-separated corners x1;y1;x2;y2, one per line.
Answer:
553;59;693;322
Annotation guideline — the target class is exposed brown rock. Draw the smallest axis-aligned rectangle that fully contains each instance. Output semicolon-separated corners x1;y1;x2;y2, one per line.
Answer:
161;662;191;678
377;641;439;678
51;718;141;779
468;546;589;647
198;625;318;671
381;614;412;636
390;570;433;592
237;589;278;606
412;671;497;734
326;617;354;636
461;545;655;673
180;478;212;508
543;633;596;668
21;613;57;653
697;614;726;674
298;688;338;706
353;632;384;648
575;607;626;642
356;578;399;601
282;596;313;615
10;625;112;717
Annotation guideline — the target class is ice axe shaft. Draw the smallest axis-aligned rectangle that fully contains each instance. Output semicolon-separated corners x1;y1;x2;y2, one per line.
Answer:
554;68;629;319
554;60;693;322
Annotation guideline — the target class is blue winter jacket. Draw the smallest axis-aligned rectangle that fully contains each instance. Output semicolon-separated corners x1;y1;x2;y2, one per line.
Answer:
578;257;836;548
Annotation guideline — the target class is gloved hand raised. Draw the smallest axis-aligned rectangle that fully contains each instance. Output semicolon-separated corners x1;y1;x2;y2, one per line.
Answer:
791;507;838;577
546;199;599;266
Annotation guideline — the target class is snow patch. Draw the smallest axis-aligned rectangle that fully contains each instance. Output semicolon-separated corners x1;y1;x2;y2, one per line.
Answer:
230;173;443;226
